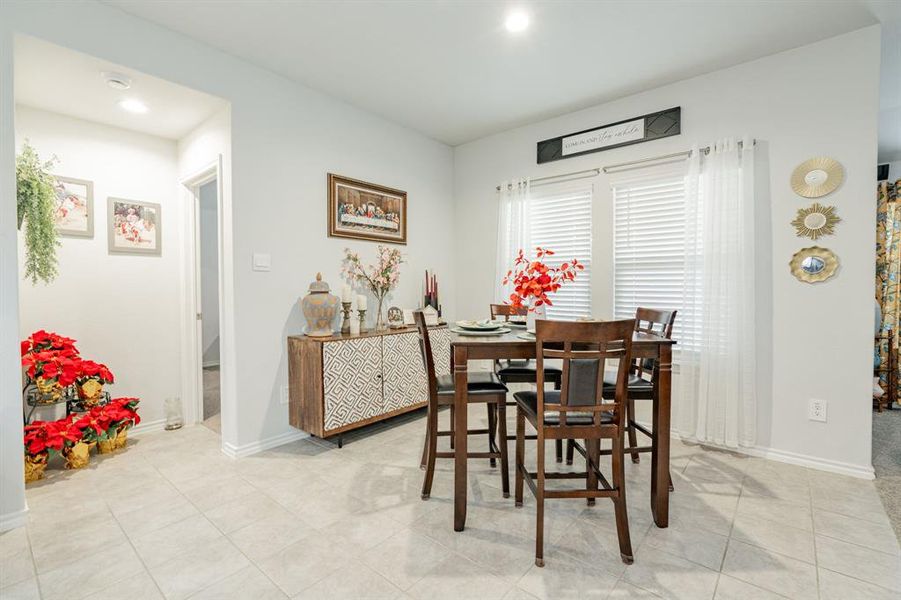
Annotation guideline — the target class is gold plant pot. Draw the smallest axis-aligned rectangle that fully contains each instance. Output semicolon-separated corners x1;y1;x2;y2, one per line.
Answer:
24;453;48;483
97;434;117;454
114;426;129;450
77;380;104;407
64;442;91;469
34;378;64;404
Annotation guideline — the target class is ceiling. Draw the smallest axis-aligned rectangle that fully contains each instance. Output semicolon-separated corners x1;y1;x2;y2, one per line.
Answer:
101;0;897;149
14;35;227;140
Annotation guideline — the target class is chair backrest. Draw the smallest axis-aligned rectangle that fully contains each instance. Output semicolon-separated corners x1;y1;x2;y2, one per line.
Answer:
535;319;635;432
490;303;527;321
633;308;677;378
413;310;439;400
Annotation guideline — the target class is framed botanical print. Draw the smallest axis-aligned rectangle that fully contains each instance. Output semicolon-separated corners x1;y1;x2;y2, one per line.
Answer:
108;198;161;256
53;176;93;237
328;173;407;244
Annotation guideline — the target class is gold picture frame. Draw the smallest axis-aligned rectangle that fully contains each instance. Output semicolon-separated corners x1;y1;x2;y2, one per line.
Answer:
791;203;840;240
790;157;843;198
789;246;838;283
327;173;407;245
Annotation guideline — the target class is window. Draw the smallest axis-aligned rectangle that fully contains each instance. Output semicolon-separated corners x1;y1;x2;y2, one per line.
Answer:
612;171;694;344
529;187;592;320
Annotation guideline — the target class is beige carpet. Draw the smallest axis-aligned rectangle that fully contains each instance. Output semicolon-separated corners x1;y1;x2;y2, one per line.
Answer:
202;365;221;433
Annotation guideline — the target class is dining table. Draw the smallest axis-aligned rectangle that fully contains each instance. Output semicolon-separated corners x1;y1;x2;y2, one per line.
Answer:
449;327;675;532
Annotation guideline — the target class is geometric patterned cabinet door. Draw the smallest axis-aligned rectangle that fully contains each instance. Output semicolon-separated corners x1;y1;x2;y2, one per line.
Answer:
382;331;428;413
322;336;383;431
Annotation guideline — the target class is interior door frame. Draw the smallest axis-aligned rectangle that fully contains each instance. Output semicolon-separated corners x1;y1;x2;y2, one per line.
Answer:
180;158;223;427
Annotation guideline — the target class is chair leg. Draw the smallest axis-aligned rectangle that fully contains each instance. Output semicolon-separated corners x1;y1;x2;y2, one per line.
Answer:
626;397;640;464
421;403;439;500
497;400;510;498
586;438;599;506
515;409;525;507
669;471;675;492
419;408;430;470
566;439;575;465
612;435;634;564
487;404;497;468
555;439;563;463
449;405;455;450
535;430;546;568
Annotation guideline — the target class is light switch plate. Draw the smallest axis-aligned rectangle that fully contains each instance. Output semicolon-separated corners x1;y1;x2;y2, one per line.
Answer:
252;253;271;272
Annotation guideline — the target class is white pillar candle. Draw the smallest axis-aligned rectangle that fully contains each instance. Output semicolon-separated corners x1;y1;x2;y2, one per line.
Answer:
349;318;361;336
357;294;367;311
342;284;352;303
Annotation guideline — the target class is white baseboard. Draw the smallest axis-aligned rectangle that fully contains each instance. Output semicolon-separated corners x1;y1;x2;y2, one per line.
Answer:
131;418;167;437
0;506;28;532
746;446;875;480
221;428;309;459
656;424;875;480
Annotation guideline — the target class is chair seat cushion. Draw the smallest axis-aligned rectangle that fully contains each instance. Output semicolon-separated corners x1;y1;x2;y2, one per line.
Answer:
513;391;612;425
603;373;653;390
436;371;508;395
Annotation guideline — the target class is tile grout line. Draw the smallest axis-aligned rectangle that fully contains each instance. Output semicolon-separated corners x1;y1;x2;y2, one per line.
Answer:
23;521;45;600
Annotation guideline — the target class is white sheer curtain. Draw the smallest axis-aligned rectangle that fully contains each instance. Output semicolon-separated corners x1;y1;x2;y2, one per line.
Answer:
495;178;531;303
674;138;757;449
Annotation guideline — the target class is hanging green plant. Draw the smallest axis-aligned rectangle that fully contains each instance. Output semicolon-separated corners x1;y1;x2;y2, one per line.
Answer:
16;141;59;284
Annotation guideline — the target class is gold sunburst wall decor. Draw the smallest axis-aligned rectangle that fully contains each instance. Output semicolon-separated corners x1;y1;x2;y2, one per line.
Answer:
791;203;840;240
790;156;844;198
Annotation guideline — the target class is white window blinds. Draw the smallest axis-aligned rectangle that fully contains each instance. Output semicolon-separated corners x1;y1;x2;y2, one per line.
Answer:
612;167;692;344
529;188;592;320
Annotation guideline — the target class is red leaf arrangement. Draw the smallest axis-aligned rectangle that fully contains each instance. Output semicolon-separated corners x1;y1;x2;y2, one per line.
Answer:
501;247;584;311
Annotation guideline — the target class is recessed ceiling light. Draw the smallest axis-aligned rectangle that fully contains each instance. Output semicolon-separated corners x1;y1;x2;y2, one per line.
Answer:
102;71;132;90
118;98;148;114
505;11;529;33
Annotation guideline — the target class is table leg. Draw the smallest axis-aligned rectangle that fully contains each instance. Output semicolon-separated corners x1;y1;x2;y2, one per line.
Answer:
651;343;672;527
453;345;469;532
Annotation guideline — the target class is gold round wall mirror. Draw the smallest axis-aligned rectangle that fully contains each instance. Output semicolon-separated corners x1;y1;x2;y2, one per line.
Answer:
790;157;843;198
791;203;840;240
790;246;839;283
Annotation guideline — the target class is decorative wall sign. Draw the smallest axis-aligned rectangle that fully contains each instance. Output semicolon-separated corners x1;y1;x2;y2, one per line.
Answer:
328;173;407;244
790;246;839;283
790;157;843;198
791;203;840;240
108;198;161;256
53;176;93;237
536;107;680;164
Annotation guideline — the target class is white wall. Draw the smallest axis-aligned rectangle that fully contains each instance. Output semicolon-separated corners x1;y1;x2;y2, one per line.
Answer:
883;160;901;181
453;27;880;477
15;106;181;430
0;0;457;507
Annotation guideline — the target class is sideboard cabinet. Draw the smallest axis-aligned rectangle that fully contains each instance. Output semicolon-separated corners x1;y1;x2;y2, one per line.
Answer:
287;326;450;440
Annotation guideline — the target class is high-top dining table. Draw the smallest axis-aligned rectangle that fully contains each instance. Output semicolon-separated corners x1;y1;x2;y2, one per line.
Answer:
449;328;675;532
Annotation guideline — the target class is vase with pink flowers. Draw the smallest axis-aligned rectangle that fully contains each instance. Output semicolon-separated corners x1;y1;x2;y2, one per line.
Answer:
342;246;403;331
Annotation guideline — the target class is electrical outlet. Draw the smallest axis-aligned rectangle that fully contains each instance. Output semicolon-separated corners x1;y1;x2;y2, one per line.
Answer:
280;386;290;405
808;398;827;422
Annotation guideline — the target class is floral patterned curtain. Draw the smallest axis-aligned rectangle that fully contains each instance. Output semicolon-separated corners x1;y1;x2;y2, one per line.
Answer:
876;178;901;403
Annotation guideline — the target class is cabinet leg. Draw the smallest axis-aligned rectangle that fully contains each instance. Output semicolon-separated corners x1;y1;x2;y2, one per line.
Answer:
337;436;344;449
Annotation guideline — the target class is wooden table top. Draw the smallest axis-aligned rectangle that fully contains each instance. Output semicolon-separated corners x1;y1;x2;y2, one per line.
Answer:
449;329;676;347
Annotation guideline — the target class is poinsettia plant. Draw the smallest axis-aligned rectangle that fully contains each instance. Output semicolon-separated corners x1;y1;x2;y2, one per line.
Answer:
76;360;115;385
104;397;141;430
21;351;81;387
75;406;112;444
502;247;584;311
20;329;79;357
23;418;83;456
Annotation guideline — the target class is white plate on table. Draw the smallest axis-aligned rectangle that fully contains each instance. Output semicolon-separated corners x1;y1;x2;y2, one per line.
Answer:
450;326;511;336
517;331;536;341
455;319;503;331
504;321;527;329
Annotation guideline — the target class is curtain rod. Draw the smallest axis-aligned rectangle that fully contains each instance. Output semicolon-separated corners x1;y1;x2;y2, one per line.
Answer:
495;139;756;191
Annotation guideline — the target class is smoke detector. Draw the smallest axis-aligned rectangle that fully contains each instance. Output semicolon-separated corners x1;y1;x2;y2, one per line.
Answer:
102;71;132;91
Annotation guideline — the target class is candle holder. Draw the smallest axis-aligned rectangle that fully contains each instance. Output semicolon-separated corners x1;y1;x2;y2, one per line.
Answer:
341;302;353;334
357;309;367;333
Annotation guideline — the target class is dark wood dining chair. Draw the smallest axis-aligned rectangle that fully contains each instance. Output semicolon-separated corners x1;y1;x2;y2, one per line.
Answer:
514;318;636;567
490;304;565;463
564;308;677;477
415;310;510;499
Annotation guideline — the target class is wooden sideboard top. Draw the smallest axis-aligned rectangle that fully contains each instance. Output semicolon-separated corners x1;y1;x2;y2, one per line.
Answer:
287;323;446;344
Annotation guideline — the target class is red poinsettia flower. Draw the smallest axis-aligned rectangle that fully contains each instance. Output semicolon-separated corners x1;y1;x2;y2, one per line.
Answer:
76;360;115;385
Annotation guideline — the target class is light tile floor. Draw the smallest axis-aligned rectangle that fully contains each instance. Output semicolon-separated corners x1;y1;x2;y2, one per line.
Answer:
2;405;899;600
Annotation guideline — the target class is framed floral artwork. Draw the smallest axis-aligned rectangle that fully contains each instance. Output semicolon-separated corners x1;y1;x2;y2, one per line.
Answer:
328;173;407;244
108;198;161;256
53;176;93;237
